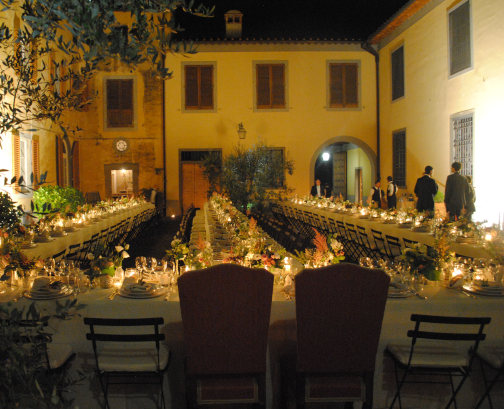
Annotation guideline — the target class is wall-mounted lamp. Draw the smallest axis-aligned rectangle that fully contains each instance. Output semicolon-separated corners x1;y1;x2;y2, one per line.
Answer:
237;122;247;139
322;152;330;161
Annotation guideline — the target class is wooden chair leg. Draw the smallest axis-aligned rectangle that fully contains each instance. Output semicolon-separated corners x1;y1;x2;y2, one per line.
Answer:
363;371;374;409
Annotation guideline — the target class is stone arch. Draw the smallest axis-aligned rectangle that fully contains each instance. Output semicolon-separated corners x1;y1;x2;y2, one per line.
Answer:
309;136;377;199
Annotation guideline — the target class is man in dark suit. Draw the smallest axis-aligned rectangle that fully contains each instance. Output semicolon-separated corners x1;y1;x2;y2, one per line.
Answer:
444;162;469;220
310;179;328;198
414;165;438;215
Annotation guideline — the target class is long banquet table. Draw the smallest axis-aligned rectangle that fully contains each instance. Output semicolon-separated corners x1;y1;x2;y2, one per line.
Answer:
22;202;155;260
2;282;502;409
280;202;489;259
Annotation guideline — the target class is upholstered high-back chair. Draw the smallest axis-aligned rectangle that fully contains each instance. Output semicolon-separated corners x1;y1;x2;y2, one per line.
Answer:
178;263;274;408
295;263;390;408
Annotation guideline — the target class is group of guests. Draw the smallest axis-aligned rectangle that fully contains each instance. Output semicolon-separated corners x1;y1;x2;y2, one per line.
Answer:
310;161;475;219
414;162;475;220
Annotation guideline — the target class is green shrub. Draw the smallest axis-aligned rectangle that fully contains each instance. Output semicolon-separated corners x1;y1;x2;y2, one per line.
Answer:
0;192;22;232
33;185;84;214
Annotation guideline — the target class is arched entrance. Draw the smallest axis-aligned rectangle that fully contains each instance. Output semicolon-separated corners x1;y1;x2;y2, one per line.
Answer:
310;137;376;204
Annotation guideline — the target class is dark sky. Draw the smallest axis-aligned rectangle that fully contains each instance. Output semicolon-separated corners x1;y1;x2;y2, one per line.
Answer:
176;0;412;41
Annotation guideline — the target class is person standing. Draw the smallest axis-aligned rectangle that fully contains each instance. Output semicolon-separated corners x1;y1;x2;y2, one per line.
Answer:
465;175;476;220
369;178;384;208
386;176;398;209
414;165;438;214
444;162;469;220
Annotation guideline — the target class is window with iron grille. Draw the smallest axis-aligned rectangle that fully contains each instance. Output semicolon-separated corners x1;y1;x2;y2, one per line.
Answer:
106;78;134;128
391;46;404;101
451;113;473;176
392;130;406;187
449;0;472;76
328;62;359;108
255;63;286;109
184;65;214;110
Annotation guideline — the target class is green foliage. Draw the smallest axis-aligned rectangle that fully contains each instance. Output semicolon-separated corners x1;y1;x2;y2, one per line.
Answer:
0;300;85;408
218;144;294;212
434;189;444;203
201;151;222;198
0;192;23;232
0;0;214;140
33;185;84;214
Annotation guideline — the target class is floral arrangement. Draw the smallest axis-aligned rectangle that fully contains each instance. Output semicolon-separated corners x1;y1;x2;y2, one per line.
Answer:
399;243;444;281
0;229;43;280
186;236;214;270
295;229;345;268
211;194;288;268
86;243;130;279
165;235;190;273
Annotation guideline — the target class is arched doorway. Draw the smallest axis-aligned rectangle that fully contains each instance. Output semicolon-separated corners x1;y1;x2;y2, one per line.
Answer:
310;137;376;204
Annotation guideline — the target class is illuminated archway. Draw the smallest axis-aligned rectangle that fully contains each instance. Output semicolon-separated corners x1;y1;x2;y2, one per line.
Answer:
310;136;377;202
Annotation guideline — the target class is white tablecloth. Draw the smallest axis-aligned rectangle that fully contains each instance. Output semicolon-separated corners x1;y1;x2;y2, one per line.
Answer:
282;202;488;259
3;284;502;409
22;202;155;260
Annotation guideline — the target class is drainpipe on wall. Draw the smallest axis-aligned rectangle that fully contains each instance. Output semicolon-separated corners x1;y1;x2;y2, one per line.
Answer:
161;54;167;217
361;42;380;179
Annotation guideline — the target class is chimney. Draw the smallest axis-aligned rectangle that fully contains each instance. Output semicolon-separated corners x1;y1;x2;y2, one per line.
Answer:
224;10;243;39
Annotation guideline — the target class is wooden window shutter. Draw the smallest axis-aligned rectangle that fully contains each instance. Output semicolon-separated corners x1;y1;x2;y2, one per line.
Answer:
72;141;80;189
106;79;133;127
344;64;358;107
449;1;471;75
199;66;213;108
330;63;358;108
256;65;271;107
12;133;21;184
330;64;344;107
185;66;199;108
391;47;404;100
56;136;65;186
32;137;40;187
271;65;285;107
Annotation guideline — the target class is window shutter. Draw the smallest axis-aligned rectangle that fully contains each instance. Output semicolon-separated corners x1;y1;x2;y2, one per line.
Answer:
12;133;21;185
391;46;405;100
330;64;344;107
449;1;471;75
344;64;358;107
106;79;133;127
56;136;65;186
256;65;271;107
199;66;213;108
185;66;199;108
72;141;80;189
32;137;40;186
393;130;406;187
271;65;285;107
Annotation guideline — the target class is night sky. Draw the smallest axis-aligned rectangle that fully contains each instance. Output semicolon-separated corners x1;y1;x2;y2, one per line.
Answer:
176;0;412;41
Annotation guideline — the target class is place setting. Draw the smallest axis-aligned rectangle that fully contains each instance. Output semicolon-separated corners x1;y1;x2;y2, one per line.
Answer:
24;276;74;300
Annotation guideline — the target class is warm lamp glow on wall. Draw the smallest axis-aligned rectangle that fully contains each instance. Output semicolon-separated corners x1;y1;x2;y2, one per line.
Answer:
237;122;246;139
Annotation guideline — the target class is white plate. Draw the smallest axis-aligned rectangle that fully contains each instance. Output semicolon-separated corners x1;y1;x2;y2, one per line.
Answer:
462;284;504;297
21;243;37;249
388;286;414;298
118;287;167;299
25;287;73;300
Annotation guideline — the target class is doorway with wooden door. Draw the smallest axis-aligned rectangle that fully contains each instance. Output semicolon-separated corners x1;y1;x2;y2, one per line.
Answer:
179;150;221;213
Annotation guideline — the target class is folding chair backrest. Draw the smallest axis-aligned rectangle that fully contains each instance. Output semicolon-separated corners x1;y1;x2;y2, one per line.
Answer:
406;314;491;366
84;317;165;371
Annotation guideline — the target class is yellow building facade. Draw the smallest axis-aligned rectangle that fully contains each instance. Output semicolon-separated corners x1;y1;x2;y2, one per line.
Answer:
374;0;504;224
163;43;378;214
